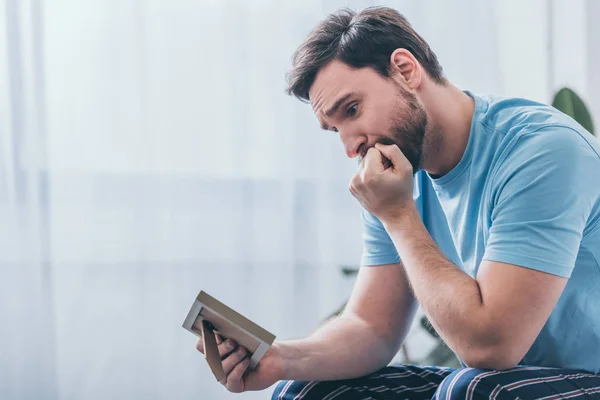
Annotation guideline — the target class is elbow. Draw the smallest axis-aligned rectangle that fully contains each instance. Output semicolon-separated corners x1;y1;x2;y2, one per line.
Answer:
457;318;528;370
461;343;522;371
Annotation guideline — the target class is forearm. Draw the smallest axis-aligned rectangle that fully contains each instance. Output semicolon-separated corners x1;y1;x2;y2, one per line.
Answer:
383;204;496;362
277;313;397;381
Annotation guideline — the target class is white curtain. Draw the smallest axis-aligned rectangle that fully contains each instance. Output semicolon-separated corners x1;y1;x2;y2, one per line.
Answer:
1;1;595;399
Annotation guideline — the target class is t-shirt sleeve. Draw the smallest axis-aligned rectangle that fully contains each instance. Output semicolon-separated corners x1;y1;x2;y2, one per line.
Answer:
360;208;401;266
483;126;599;278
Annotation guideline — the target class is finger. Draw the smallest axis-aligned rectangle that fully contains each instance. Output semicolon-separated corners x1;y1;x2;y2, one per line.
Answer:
374;143;403;168
348;181;356;198
215;332;224;344
196;337;238;358
349;174;361;197
226;357;251;393
218;339;238;359
222;346;248;376
362;147;384;175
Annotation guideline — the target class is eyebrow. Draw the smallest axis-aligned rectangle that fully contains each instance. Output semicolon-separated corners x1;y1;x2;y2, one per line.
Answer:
324;92;356;117
319;92;359;130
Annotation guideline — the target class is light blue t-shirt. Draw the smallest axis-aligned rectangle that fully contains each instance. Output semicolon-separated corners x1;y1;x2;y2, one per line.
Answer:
361;93;600;373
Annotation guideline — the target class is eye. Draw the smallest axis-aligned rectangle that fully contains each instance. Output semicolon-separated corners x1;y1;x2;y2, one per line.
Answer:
346;103;358;117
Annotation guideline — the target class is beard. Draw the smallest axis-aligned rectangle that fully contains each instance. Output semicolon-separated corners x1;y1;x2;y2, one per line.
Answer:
359;86;428;174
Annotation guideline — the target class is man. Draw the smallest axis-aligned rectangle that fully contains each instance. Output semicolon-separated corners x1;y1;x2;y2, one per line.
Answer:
196;6;600;399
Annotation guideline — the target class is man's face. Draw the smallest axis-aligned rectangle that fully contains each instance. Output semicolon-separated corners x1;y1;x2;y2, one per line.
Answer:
309;59;428;173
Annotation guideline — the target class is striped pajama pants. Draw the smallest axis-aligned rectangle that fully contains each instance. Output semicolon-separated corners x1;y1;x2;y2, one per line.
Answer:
271;365;600;399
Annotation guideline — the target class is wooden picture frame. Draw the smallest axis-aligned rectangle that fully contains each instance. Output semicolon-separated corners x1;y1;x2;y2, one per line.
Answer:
182;291;276;380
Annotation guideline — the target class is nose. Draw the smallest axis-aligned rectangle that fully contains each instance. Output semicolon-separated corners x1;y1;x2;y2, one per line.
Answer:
340;131;367;159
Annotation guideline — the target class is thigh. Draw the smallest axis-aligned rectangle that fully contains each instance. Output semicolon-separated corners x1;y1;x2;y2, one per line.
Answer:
435;365;600;400
271;364;454;400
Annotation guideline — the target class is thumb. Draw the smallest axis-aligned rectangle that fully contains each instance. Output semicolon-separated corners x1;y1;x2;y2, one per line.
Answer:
374;143;403;169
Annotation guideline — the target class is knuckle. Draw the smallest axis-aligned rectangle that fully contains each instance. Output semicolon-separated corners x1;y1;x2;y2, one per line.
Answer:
220;340;235;354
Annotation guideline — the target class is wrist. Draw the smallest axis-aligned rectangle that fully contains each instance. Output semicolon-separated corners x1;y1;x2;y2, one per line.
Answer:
379;201;418;231
271;340;298;380
272;339;309;381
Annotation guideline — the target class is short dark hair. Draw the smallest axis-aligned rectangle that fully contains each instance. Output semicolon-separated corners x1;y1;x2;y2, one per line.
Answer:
286;6;446;102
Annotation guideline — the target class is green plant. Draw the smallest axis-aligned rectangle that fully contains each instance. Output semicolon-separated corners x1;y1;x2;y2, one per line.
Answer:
552;87;595;135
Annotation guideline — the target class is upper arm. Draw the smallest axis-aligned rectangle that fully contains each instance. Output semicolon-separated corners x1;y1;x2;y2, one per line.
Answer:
484;127;598;277
475;127;599;367
475;260;567;367
344;263;417;354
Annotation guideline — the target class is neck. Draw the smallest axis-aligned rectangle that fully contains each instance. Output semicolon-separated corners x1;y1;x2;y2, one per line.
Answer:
419;81;475;177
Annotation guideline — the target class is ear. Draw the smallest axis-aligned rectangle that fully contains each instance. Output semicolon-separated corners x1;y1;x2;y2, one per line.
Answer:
389;49;422;90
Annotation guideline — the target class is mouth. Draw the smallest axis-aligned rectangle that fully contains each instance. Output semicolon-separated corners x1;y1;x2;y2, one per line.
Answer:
358;144;367;159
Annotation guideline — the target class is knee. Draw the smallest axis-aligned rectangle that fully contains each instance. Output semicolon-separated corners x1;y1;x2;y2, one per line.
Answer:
435;368;497;399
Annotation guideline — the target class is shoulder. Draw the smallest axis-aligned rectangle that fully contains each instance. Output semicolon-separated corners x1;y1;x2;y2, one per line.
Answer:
470;93;600;182
476;94;582;135
496;124;599;179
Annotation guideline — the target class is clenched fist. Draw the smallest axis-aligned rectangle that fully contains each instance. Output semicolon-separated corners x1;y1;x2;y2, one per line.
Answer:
349;143;415;224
